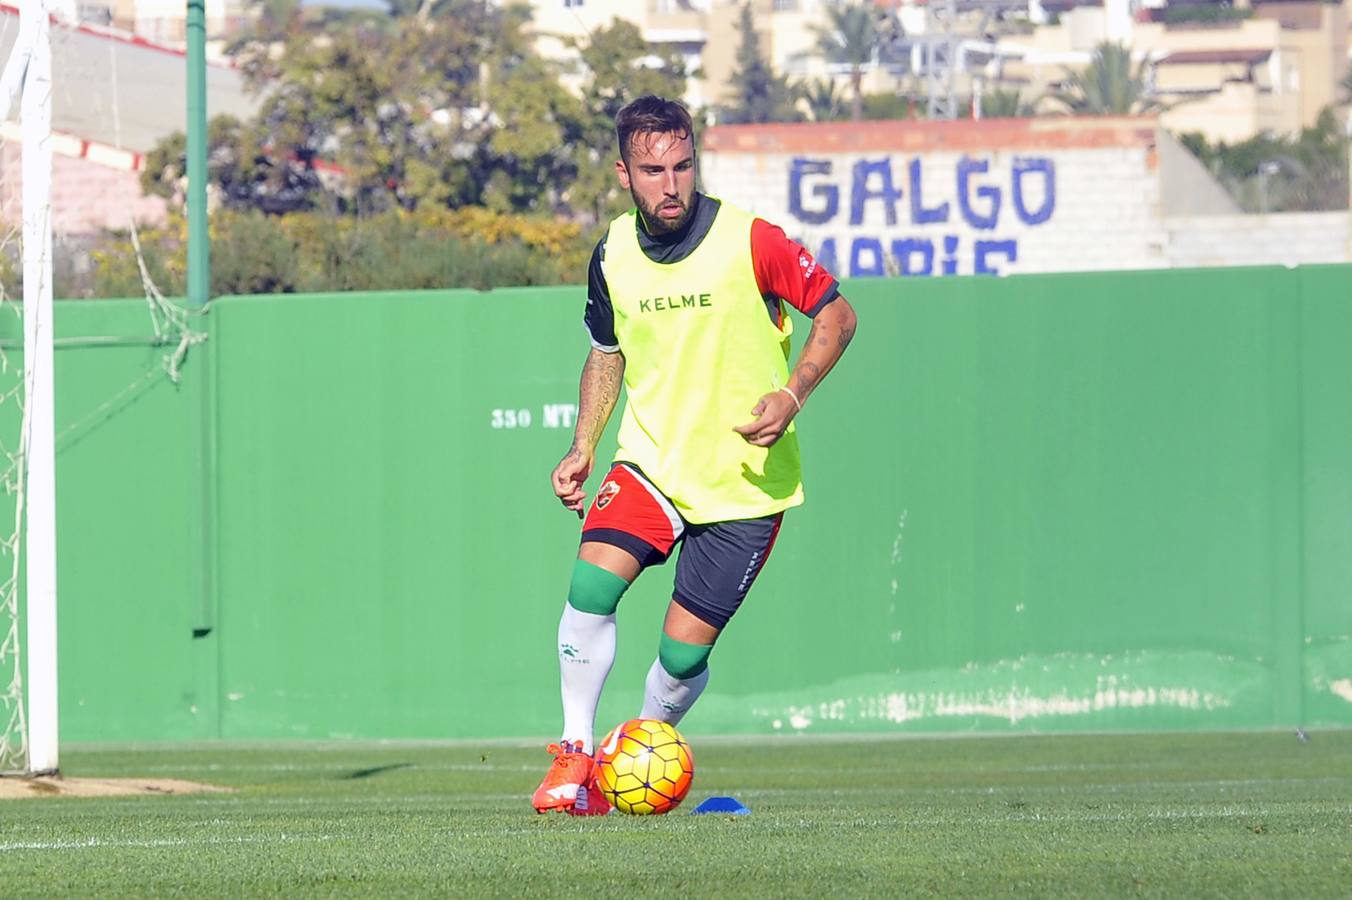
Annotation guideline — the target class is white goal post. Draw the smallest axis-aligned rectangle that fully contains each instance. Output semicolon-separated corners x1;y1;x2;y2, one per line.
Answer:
0;0;57;777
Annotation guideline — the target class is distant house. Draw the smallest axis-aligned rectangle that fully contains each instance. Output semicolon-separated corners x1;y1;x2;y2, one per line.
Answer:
994;0;1349;143
701;116;1348;276
521;0;1349;142
0;9;261;236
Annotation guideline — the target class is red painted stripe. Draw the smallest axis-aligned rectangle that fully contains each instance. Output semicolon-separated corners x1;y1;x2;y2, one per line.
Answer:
705;117;1158;155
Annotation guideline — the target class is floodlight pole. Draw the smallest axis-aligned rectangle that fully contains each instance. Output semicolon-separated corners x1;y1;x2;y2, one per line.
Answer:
21;0;57;775
187;0;209;307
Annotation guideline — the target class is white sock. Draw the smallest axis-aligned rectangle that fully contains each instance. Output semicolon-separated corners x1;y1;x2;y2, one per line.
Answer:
639;658;709;725
557;604;616;754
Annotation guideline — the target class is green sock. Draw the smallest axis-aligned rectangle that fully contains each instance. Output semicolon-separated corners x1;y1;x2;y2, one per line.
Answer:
658;632;713;680
567;559;629;616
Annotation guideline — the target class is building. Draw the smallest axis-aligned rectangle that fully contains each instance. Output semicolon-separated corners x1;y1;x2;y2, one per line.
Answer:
699;116;1349;276
524;0;716;106
77;0;253;43
524;0;1350;142
996;0;1349;143
522;0;906;113
0;10;262;236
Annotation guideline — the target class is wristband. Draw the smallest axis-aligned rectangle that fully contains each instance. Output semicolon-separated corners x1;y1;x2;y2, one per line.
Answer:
778;385;802;411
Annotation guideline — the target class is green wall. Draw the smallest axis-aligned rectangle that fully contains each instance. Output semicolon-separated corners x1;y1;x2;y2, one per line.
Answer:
3;266;1350;742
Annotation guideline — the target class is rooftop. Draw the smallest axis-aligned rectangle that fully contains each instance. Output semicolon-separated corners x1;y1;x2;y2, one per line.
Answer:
0;5;260;153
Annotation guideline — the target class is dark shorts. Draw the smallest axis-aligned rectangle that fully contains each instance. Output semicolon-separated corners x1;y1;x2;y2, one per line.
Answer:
580;463;784;631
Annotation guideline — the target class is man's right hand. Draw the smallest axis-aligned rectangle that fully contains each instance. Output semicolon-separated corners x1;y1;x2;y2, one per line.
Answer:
551;447;594;518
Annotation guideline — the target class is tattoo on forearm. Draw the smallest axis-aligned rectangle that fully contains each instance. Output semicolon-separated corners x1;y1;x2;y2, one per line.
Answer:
573;351;624;452
785;303;855;406
791;360;821;396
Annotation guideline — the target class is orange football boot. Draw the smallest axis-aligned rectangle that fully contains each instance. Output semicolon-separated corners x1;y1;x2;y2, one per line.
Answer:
531;741;594;813
566;765;612;817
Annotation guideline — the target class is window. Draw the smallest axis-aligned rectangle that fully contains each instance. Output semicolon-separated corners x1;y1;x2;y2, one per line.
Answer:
564;0;584;7
773;0;798;11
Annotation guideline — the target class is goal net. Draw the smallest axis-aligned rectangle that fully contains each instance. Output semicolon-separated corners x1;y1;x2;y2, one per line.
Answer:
0;0;212;774
0;0;90;775
0;278;23;774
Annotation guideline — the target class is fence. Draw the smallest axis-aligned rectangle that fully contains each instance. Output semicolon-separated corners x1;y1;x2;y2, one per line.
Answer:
2;265;1349;742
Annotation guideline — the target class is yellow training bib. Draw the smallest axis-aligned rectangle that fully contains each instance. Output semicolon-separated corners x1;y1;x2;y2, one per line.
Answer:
603;200;804;524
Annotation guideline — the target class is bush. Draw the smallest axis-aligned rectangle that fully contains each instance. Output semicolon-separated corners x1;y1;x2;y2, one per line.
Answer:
85;208;593;299
1176;109;1350;213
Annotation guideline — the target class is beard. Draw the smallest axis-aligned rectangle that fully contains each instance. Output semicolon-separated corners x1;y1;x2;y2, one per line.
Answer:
634;190;694;235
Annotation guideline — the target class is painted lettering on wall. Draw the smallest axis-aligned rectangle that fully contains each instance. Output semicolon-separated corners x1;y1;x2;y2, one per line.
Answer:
788;155;1056;276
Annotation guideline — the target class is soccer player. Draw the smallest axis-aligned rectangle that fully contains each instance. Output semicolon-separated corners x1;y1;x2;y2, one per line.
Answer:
532;96;857;815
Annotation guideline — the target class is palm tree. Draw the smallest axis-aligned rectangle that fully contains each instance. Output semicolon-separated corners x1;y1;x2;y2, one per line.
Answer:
1049;42;1163;115
812;2;879;122
980;86;1038;118
798;77;845;122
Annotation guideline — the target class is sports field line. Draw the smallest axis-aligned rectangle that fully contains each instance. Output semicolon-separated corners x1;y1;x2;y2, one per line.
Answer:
79;758;1344;781
87;761;544;774
69;729;1316;753
9;775;1344;817
0;834;331;853
6;801;1340;857
0;827;552;854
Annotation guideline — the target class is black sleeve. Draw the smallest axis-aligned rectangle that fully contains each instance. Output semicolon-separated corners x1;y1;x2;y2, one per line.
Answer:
584;236;619;351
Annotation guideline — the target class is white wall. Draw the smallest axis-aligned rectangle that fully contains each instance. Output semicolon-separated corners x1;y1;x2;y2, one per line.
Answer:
701;141;1350;277
701;144;1168;277
1166;213;1351;269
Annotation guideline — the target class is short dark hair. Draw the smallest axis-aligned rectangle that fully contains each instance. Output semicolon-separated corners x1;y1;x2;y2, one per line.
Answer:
615;95;694;163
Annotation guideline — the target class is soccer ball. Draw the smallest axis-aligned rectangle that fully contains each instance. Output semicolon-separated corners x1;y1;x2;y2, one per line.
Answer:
594;718;694;815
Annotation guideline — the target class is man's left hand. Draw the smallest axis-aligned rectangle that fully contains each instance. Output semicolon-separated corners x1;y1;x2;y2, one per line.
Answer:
733;390;798;447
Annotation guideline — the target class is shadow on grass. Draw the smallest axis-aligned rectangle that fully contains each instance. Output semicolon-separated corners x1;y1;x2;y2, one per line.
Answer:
340;763;414;780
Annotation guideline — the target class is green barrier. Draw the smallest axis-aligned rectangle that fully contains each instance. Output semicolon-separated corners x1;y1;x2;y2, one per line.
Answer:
0;301;210;740
2;266;1349;741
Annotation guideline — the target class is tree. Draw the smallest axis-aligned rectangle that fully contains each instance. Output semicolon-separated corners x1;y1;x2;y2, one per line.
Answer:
148;0;537;215
241;0;302;44
485;56;588;213
721;3;799;124
798;77;844;122
1049;42;1163;115
140;114;327;215
812;2;880;122
557;19;689;224
981;86;1038;118
1178;109;1350;212
145;4;687;223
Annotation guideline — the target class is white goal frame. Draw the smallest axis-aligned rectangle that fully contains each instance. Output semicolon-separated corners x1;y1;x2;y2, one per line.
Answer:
0;0;58;776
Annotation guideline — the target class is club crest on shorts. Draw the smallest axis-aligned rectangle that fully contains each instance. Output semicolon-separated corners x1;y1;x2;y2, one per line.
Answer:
595;480;621;510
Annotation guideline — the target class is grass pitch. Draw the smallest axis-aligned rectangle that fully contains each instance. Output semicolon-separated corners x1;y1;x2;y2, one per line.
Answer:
1;730;1349;898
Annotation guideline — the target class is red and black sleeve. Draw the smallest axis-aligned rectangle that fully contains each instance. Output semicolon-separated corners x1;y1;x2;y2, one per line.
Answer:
750;218;840;318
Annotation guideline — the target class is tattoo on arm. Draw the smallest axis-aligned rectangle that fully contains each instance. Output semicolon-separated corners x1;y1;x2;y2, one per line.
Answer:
573;350;624;453
790;360;821;396
786;299;856;406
